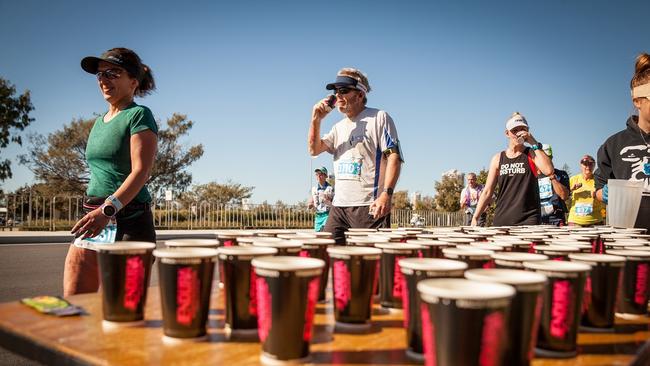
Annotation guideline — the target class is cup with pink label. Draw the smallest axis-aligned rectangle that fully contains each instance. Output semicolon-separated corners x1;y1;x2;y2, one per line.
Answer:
252;256;324;365
523;260;591;358
417;278;515;366
217;246;278;339
400;258;467;362
154;248;218;343
375;243;422;309
465;269;547;366
607;250;650;319
97;242;156;327
327;246;381;332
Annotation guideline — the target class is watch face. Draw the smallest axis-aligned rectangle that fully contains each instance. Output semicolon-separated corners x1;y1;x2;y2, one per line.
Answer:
102;205;116;217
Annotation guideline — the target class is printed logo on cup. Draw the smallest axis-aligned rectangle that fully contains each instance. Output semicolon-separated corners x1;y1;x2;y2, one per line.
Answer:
176;267;200;326
634;263;648;306
479;311;505;366
303;277;320;342
421;302;436;366
249;268;259;316
123;256;145;311
550;280;573;339
256;277;272;342
333;260;351;311
392;256;407;299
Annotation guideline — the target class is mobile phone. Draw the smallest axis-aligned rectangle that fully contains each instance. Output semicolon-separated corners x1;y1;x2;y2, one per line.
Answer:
326;94;337;108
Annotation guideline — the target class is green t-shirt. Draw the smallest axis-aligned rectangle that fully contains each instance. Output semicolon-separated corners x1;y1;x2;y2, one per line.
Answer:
85;103;158;203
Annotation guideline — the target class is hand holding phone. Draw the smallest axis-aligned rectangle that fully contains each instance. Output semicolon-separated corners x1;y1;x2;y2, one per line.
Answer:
325;94;337;109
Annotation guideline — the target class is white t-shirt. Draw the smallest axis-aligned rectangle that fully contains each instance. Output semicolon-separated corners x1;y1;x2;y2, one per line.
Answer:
321;108;401;207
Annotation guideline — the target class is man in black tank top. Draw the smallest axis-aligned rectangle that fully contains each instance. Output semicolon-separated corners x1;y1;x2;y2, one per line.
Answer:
471;112;556;226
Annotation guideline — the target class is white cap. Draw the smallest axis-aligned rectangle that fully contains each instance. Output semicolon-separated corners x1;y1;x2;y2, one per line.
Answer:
505;112;528;131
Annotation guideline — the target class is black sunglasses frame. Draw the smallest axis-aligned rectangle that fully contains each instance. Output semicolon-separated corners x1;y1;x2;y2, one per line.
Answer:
96;69;124;80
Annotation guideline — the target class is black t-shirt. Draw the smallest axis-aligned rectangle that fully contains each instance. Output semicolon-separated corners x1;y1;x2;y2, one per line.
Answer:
493;148;541;226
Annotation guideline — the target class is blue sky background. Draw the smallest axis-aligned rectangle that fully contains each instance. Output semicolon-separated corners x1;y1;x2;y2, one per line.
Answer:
0;0;646;203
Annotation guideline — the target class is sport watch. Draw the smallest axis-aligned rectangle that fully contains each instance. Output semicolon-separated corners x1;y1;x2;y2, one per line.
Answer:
383;187;394;196
100;203;117;218
531;142;543;151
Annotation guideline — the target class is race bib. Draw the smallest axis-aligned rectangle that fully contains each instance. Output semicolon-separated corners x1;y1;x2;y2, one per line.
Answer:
336;159;362;181
538;177;553;200
541;201;554;216
575;202;593;217
73;223;117;250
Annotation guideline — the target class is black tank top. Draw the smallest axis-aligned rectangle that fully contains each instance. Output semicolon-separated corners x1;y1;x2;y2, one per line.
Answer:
492;148;541;226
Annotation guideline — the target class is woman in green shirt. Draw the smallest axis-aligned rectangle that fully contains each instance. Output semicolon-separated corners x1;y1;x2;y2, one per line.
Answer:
64;48;158;296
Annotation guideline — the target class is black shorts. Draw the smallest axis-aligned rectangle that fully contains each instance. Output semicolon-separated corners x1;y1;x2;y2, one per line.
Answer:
323;206;391;244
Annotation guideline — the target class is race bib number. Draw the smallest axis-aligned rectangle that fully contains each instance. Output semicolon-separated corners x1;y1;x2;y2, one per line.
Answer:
541;201;554;217
575;202;593;217
336;159;362;181
538;177;553;200
73;223;117;250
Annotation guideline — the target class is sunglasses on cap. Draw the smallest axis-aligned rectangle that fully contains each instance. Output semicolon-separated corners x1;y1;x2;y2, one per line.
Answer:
335;87;356;95
96;69;123;80
580;159;595;165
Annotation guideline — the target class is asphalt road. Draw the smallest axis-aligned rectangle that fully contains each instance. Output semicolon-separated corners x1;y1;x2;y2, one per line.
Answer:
0;242;165;365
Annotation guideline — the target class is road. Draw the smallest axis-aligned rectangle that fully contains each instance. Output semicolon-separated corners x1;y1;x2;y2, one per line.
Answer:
0;242;165;365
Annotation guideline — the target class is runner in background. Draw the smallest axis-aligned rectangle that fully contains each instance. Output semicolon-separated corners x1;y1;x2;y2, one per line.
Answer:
308;68;403;244
595;53;650;233
568;155;604;226
308;167;334;232
537;144;570;226
460;172;485;226
472;112;554;226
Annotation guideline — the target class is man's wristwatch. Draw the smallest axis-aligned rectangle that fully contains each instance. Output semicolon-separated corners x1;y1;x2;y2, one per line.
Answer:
530;142;543;151
100;203;117;218
383;187;394;196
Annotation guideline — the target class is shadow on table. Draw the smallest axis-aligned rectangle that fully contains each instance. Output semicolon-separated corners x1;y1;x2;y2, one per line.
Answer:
579;341;645;355
310;349;418;365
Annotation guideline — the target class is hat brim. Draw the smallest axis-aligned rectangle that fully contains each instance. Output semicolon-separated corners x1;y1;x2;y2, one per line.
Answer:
80;56;125;74
507;121;528;131
325;82;356;90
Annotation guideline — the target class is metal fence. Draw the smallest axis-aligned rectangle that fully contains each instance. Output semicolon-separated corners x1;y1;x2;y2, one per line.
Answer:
0;194;464;230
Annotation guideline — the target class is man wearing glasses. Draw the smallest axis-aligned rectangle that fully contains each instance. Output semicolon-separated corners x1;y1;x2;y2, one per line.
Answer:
308;68;403;244
568;155;605;226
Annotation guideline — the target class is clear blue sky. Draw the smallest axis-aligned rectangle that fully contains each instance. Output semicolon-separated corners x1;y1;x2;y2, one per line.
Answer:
0;0;646;203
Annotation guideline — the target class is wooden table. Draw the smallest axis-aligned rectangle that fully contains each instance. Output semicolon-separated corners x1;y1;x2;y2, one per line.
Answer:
0;286;647;365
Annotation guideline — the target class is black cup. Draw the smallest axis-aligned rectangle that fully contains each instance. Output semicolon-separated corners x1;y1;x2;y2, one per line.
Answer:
96;242;156;325
400;258;467;361
217;246;278;339
165;239;220;249
215;230;255;247
466;268;547;366
327;246;381;330
490;239;534;253
607;250;650;318
406;239;453;258
252;256;324;364
154;248;218;341
523;260;591;358
418;278;515;366
534;245;581;261
443;247;493;269
568;253;625;331
375;243;422;309
492;252;549;269
547;240;593;253
294;238;335;301
252;239;302;256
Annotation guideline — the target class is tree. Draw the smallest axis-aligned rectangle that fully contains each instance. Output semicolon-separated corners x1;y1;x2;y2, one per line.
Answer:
476;168;497;225
561;163;572;177
414;195;436;211
20;113;203;196
434;173;464;212
1;77;34;181
180;180;254;206
392;190;412;210
20;118;93;195
149;113;204;196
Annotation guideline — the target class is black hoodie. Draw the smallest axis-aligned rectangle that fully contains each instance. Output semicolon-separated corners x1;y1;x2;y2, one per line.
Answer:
595;116;650;231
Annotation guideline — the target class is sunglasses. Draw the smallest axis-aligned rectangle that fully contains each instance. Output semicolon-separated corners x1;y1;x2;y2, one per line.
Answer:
580;160;595;166
96;69;123;80
335;87;356;95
